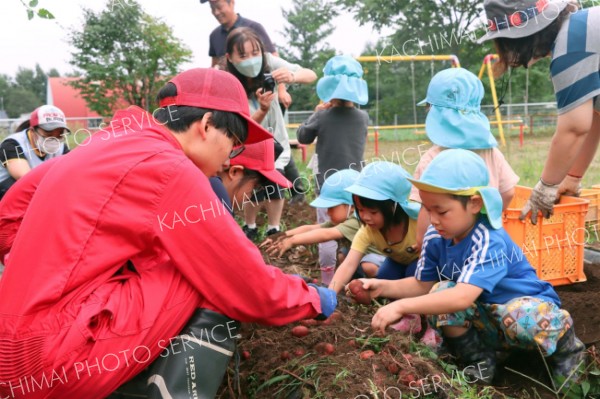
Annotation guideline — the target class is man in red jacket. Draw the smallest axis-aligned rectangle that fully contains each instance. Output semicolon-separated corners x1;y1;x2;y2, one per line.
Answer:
0;68;336;399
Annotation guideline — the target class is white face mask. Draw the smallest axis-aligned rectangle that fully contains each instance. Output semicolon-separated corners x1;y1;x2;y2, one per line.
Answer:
233;56;263;78
35;134;62;154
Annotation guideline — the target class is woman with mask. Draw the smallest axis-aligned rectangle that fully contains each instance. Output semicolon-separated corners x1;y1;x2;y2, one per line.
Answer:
0;105;71;200
225;27;317;240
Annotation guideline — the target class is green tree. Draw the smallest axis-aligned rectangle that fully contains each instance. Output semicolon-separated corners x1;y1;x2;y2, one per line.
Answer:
279;0;338;111
69;1;192;116
15;64;48;104
4;88;42;118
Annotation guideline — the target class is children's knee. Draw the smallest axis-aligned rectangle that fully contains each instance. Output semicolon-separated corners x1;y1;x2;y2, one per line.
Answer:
361;262;378;278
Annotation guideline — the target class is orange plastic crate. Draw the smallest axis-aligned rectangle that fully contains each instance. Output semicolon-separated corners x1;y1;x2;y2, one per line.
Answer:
503;186;588;286
580;188;600;224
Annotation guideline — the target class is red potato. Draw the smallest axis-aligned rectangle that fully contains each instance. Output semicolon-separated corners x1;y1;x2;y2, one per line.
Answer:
314;342;335;355
359;350;375;360
293;347;306;357
241;350;251;360
399;370;416;385
291;325;310;338
347;279;372;305
280;351;291;361
347;339;357;348
322;311;342;326
386;362;400;375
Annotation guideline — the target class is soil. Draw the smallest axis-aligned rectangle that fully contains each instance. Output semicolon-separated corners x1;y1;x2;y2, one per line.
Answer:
217;201;600;398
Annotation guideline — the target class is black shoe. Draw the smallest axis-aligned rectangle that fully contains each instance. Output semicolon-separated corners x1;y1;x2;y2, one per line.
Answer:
266;228;280;236
550;328;586;386
445;328;497;384
242;225;258;241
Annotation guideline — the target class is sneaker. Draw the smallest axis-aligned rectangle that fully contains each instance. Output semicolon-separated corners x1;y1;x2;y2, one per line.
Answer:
391;314;422;334
242;225;258;241
266;228;280;236
419;326;443;349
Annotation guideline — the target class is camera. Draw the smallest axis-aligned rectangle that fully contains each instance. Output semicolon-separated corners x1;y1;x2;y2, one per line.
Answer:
262;73;276;93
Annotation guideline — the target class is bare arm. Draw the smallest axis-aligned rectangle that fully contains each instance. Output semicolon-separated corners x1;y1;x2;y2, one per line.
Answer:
6;159;31;180
328;249;363;293
500;187;515;210
361;276;435;300
266;227;343;257
541;100;594;184
371;283;483;332
563;111;600;178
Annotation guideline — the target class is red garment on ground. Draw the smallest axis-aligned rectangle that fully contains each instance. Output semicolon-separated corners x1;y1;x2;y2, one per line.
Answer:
0;106;322;399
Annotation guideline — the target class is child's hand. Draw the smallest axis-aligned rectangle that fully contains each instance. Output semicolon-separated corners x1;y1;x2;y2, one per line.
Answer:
259;232;287;249
265;238;293;257
255;88;275;111
358;278;385;299
315;102;332;112
372;301;404;333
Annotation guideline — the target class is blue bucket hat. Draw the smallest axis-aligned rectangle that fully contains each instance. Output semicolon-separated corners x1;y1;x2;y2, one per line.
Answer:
418;68;497;150
316;55;368;105
310;169;360;208
407;149;503;229
345;162;420;220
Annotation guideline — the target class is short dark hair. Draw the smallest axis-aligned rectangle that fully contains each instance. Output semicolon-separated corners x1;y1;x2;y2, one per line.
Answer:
492;8;570;76
225;27;270;96
452;194;471;209
155;82;247;142
353;195;409;232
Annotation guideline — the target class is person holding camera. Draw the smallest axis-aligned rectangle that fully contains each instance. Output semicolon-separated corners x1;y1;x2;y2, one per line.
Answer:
225;27;317;240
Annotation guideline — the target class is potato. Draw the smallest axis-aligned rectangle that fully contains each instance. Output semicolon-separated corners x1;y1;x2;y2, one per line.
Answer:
347;279;372;305
314;342;335;355
291;325;310;338
359;350;375;360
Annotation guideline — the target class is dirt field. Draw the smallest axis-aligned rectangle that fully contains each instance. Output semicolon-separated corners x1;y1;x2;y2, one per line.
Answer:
216;201;600;399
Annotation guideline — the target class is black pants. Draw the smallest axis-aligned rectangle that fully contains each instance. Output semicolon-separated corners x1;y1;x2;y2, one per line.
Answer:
284;157;305;197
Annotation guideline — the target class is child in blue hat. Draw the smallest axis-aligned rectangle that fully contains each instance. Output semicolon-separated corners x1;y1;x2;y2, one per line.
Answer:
364;149;585;386
261;169;385;278
410;67;519;250
328;161;421;295
297;55;370;276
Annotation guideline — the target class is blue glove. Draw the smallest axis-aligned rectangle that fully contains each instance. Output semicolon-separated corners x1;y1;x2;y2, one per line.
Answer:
308;283;337;320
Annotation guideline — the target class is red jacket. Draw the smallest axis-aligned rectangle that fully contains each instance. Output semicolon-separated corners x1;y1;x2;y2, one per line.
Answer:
0;107;322;398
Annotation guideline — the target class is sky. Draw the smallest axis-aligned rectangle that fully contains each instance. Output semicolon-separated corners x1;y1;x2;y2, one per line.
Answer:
0;0;391;76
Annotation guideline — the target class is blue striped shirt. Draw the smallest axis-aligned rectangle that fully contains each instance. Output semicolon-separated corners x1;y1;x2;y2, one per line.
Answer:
550;7;600;114
415;220;560;305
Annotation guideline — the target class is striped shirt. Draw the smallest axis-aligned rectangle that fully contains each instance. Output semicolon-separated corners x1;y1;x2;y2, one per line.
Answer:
551;7;600;114
415;220;560;305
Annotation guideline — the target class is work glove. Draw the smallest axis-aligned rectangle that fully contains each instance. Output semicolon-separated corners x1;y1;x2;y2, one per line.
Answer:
308;283;337;320
558;174;583;197
519;179;559;225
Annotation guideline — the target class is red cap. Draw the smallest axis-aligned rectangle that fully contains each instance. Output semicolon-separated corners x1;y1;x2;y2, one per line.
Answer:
30;105;70;131
230;138;292;188
158;68;272;144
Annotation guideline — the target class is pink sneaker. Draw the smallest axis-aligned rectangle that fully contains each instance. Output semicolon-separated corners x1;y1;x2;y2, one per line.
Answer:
391;314;422;334
420;325;442;348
